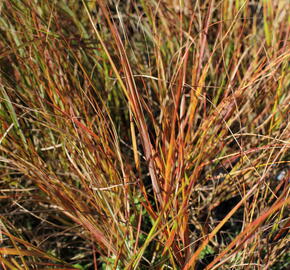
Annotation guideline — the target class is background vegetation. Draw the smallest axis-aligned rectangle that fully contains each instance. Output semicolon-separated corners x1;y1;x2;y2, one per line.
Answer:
0;0;289;269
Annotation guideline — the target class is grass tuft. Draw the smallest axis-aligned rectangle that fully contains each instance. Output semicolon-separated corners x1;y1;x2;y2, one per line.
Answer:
0;0;289;269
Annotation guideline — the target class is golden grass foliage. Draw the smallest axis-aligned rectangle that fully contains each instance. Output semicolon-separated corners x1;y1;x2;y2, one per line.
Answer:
0;0;289;269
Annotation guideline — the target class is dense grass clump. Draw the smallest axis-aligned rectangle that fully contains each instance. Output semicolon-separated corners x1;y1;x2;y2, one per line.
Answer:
0;0;289;269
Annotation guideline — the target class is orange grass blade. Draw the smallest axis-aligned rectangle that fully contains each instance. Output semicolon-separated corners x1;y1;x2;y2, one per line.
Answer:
183;179;267;270
205;196;290;269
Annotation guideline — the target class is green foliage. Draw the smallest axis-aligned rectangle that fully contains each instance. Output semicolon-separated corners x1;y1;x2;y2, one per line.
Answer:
0;0;289;269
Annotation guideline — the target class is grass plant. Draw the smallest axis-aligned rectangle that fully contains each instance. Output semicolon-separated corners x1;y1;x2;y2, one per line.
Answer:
0;0;289;269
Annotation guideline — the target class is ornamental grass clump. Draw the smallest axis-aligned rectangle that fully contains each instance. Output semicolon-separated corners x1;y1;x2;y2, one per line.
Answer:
0;0;289;269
